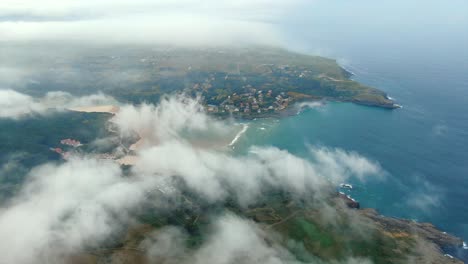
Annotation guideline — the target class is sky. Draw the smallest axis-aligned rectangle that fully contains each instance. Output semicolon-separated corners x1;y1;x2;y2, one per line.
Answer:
1;0;467;49
0;0;305;46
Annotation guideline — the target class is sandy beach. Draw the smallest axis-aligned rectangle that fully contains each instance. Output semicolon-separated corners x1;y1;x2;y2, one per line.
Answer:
68;105;120;114
116;155;139;166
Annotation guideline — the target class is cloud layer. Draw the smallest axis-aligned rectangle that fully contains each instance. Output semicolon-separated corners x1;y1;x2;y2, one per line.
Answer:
0;95;384;263
0;89;45;118
142;214;374;264
0;158;156;263
0;0;306;46
0;89;116;119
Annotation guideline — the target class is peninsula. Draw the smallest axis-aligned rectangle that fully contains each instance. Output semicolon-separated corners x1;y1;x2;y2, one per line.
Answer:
20;46;398;119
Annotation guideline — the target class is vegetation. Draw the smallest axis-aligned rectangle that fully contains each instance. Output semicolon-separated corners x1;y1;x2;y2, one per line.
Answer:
14;46;397;119
70;187;453;264
0;111;115;199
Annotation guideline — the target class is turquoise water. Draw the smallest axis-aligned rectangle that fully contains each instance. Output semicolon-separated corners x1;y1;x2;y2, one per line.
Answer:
232;31;468;259
236;100;468;239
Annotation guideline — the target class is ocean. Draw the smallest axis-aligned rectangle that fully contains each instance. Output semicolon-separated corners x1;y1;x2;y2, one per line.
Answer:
232;14;468;259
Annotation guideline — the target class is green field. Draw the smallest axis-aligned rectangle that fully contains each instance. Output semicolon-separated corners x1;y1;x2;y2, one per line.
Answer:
9;46;396;118
0;111;115;198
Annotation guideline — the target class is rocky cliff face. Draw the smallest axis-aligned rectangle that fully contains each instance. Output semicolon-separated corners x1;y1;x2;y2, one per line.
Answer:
338;192;464;263
359;208;464;264
338;192;360;209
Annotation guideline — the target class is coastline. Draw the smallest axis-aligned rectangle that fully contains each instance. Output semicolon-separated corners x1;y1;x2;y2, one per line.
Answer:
228;123;249;147
337;193;464;262
360;208;464;263
67;105;120;114
66;103;464;262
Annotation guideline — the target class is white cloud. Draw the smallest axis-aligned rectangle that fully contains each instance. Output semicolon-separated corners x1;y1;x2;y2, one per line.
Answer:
0;89;44;118
134;141;382;206
142;214;374;264
0;158;158;264
42;91;117;108
141;214;293;264
113;95;232;146
0;94;385;262
116;95;384;205
0;141;380;262
0;0;306;46
0;0;301;20
432;124;448;136
191;214;293;264
310;147;384;182
0;67;32;87
0;89;116;119
406;180;442;214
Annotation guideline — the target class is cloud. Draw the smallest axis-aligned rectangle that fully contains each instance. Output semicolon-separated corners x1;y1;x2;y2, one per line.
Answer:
142;214;293;264
134;141;383;206
0;158;159;263
0;145;381;262
191;214;294;264
42;91;117;108
0;89;116;119
113;95;383;205
112;95;230;145
0;89;45;118
0;0;306;46
0;94;385;263
405;180;442;214
310;147;384;182
135;142;322;204
0;0;299;19
0;66;33;87
142;214;374;264
432;124;448;136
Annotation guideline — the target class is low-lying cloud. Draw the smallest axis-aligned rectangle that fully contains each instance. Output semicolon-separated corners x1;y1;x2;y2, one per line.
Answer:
311;147;384;182
113;95;230;145
0;0;306;47
0;158;157;263
0;89;45;119
405;179;443;214
0;89;116;119
0;95;385;263
142;214;374;264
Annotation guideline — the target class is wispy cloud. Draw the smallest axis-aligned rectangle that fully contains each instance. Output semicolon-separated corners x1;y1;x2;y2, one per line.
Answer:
0;95;388;263
311;147;384;183
406;179;443;214
0;89;116;119
0;158;157;263
0;90;45;119
0;0;306;46
142;213;375;264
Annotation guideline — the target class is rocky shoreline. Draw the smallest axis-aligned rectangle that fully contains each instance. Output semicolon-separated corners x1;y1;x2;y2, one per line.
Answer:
339;194;464;263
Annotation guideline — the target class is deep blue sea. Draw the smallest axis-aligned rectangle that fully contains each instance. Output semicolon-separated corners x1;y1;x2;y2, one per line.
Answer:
235;19;468;259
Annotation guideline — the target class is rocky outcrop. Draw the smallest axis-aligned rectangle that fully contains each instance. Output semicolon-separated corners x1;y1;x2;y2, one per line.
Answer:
360;208;464;264
338;192;360;209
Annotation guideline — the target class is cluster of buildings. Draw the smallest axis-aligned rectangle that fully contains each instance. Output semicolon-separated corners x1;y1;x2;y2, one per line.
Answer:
50;147;71;160
51;139;120;162
206;88;292;115
49;138;82;160
95;153;117;160
60;138;82;147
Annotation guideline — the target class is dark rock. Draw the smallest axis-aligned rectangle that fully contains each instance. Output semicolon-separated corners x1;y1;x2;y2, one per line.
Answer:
338;192;360;209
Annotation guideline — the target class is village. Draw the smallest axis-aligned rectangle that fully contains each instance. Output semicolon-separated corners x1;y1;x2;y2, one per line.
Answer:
50;138;83;160
204;87;292;117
